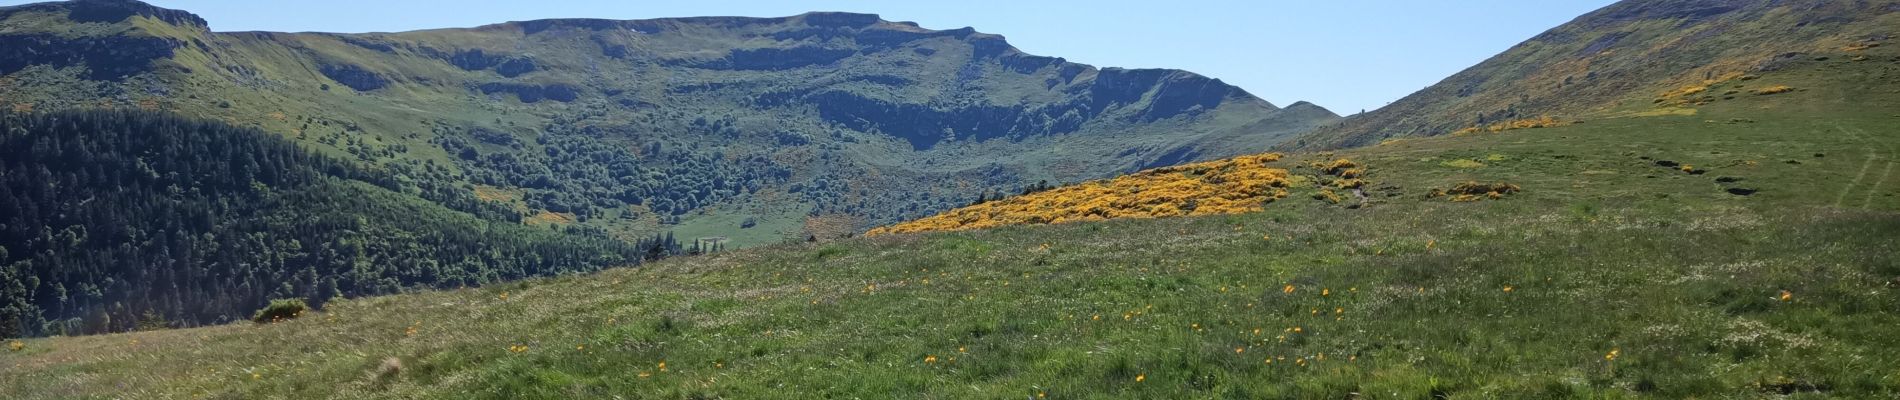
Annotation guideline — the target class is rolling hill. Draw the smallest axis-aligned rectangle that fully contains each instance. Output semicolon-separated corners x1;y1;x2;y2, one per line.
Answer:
5;46;1897;396
0;0;1339;247
3;0;1900;398
1286;0;1900;149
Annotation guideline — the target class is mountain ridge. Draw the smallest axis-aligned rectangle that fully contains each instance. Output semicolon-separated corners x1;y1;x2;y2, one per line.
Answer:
0;0;1338;246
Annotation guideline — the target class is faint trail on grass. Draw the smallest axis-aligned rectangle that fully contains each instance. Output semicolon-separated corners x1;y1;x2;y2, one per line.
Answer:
1833;125;1881;208
1866;162;1895;209
1849;125;1897;209
1834;124;1897;209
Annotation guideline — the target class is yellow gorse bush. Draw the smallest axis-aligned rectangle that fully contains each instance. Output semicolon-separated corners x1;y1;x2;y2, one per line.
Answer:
1754;85;1795;95
1452;115;1566;135
868;153;1293;235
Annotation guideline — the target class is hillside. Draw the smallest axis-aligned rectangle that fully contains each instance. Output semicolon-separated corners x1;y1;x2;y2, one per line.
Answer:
0;110;661;338
878;0;1900;236
0;0;1339;246
865;153;1303;235
1287;0;1900;149
5;52;1897;396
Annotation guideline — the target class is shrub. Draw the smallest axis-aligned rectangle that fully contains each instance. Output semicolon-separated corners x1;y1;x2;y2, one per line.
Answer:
1429;182;1521;201
252;298;309;323
1754;85;1794;95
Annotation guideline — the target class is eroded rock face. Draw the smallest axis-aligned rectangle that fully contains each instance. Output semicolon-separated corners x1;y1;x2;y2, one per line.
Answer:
449;49;501;71
319;64;388;91
802;90;1078;150
60;0;207;26
696;47;859;71
0;34;179;80
495;57;538;78
1090;69;1244;122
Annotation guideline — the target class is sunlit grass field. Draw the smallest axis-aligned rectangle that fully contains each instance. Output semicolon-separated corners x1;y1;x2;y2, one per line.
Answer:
6;49;1900;399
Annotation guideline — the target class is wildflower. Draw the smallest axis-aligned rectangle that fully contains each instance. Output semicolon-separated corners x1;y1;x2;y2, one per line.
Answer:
1503;285;1515;293
1234;347;1245;354
658;361;667;371
576;345;585;351
958;346;967;353
8;340;22;352
1322;288;1330;297
1426;239;1436;250
1283;284;1296;294
1293;326;1303;333
1134;373;1145;382
638;371;652;378
1778;290;1793;302
1334;307;1344;315
1263;234;1271;241
1122;312;1133;321
1091;314;1101;321
1191;323;1201;331
1605;348;1620;361
1252;328;1262;335
251;372;261;380
925;355;938;363
1220;286;1228;292
498;291;509;301
715;362;725;369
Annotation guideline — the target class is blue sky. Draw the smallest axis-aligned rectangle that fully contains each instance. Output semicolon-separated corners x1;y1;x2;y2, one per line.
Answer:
6;0;1616;114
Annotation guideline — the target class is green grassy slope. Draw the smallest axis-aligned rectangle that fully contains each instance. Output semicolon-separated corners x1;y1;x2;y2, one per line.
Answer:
0;0;1341;247
5;45;1896;398
1289;0;1900;150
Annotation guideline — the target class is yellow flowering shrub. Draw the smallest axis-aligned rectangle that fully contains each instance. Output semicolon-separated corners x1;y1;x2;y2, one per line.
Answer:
1653;72;1754;107
1753;85;1794;95
867;153;1293;235
1452;116;1567;135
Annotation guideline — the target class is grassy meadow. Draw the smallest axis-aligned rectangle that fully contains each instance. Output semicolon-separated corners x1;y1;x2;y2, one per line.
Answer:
6;52;1900;398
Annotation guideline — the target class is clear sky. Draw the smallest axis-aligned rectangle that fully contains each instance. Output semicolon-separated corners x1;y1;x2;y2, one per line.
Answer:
4;0;1617;114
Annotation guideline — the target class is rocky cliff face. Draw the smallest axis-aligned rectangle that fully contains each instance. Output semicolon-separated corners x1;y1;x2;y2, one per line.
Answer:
0;1;1337;243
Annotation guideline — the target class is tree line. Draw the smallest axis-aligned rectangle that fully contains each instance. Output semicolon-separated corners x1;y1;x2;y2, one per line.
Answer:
0;110;678;338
